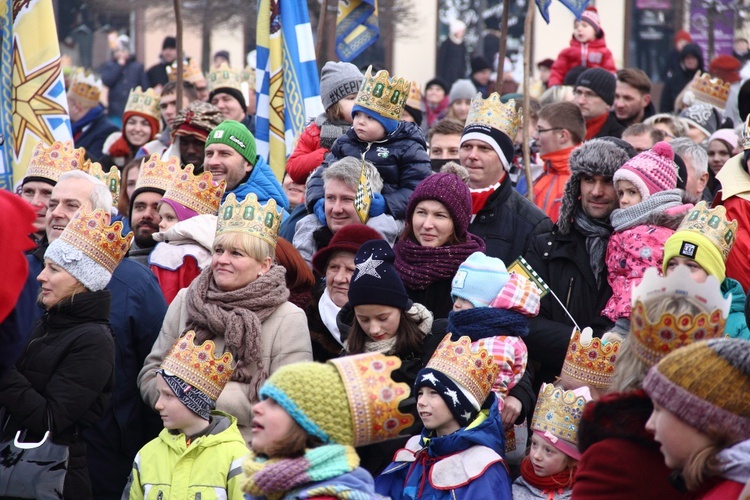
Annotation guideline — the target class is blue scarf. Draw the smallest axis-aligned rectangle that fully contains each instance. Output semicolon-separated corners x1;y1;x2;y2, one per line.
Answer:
71;105;106;137
447;307;528;341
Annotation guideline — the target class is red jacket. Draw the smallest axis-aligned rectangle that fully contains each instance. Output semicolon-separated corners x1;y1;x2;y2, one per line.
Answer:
287;122;327;184
716;195;750;293
548;36;616;87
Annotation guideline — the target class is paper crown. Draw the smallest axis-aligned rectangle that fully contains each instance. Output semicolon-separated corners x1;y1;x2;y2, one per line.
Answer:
530;383;591;459
135;154;180;193
630;266;731;366
124;86;161;121
25;141;85;183
241;65;256;91
561;326;620;389
57;209;133;275
82;160;121;205
68;68;102;107
160;330;234;401
330;352;415;446
465;93;523;141
406;82;422;109
675;201;737;261
216;193;283;248
167;59;205;83
162;165;226;216
689;71;731;110
208;63;242;92
425;334;500;408
354;66;411;121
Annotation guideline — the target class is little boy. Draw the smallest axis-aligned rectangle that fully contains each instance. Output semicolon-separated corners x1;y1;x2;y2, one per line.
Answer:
124;331;248;499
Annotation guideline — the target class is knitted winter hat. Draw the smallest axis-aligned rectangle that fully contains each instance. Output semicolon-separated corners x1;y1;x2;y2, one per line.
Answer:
709;128;740;154
406;172;472;239
171;100;225;142
575;68;616;106
320;61;364;111
351;105;399;136
680;103;722;138
159;199;198;222
204;120;257;165
537;58;554;70
580;6;602;36
162;36;176;50
448;79;477;104
451;252;510;308
674;30;692;45
563;66;588;86
311;224;383;276
425;77;449;94
471;55;492;75
709;55;742;84
348;239;410;310
613;141;677;200
643;338;750;443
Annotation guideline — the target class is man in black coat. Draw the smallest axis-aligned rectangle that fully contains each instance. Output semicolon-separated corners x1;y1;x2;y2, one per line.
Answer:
146;36;177;89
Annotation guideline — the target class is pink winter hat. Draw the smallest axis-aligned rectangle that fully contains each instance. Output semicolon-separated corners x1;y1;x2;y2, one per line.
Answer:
613;141;677;200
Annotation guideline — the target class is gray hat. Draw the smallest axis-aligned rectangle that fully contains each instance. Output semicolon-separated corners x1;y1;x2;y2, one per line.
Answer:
449;79;477;104
679;103;722;138
320;61;364;111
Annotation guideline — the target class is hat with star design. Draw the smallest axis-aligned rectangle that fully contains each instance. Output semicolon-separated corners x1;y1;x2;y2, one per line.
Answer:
348;239;411;310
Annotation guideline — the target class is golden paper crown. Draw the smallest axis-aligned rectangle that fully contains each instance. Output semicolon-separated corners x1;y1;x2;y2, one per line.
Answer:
675;201;737;261
354;66;411;121
160;330;234;401
406;82;422;109
631;266;731;366
561;327;620;389
69;68;102;107
25;141;85;183
124;86;161;121
207;63;242;93
241;65;256;91
465;93;523;140
135;154;180;193
58;209;133;274
216;193;282;248
162;165;226;216
82;160;121;205
690;71;731;109
425;334;500;407
530;383;591;452
330;352;415;447
167;59;204;83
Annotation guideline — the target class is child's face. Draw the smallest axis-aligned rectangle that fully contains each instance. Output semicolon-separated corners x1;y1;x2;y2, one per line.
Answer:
354;304;401;343
573;20;597;43
453;297;474;312
425;84;445;105
529;433;571;477
353;111;386;142
616;180;642;209
665;256;709;283
417;386;461;436
645;402;713;470
339;94;357;124
251;397;298;456
451;99;471;121
158;203;179;232
154;374;207;435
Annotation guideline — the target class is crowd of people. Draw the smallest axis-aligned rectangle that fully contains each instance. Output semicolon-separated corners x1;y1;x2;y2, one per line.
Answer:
1;6;750;499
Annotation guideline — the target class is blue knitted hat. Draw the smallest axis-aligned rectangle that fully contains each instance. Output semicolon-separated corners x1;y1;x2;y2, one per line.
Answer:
348;239;410;310
351;104;399;136
451;252;510;308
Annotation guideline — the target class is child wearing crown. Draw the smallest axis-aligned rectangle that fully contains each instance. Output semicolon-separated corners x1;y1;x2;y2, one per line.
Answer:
124;331;248;499
375;335;513;499
305;67;432;221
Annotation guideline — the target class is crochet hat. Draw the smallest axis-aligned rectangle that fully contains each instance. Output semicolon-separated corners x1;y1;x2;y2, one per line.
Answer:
205;120;257;165
531;384;592;460
406;172;472;239
351;66;410;136
448;79;477;104
643;338;750;443
260;352;414;446
171;100;225;141
311;224;383;276
613;141;677;200
23;141;85;187
460;93;521;171
575;68;616;106
680;103;722;138
348;239;410;310
471;55;492;75
207;63;246;112
451;252;510;308
579;6;602;36
320;61;364;111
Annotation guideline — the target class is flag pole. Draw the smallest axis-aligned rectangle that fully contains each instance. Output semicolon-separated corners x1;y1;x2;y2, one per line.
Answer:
174;0;184;114
316;0;330;65
522;0;534;202
495;0;511;94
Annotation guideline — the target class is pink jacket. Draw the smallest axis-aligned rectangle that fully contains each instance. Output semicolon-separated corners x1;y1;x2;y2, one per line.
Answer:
548;36;616;87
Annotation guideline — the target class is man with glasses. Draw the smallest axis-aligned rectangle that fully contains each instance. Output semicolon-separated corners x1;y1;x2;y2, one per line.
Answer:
574;68;625;140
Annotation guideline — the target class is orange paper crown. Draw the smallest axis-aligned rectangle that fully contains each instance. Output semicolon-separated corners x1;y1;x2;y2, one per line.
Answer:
530;383;591;459
689;71;731;110
561;327;620;389
25;141;85;183
162;165;226;216
68;68;102;107
82;160;121;205
57;209;133;274
134;154;180;193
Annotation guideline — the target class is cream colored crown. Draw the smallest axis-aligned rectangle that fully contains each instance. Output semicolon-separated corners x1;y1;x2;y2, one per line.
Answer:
167;59;205;84
208;63;242;92
57;209;133;274
465;93;522;140
561;327;620;389
82;160;121;205
135;154;180;193
354;66;411;121
690;71;731;110
161;330;234;401
241;65;256;91
216;193;282;248
69;68;102;107
530;383;590;451
675;201;737;261
25;141;85;183
124;86;161;121
162;165;226;216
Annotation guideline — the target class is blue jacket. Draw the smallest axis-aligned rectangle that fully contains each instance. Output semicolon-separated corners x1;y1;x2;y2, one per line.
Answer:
305;121;431;220
226;155;290;213
375;393;512;500
73;105;120;162
723;277;750;340
100;56;150;119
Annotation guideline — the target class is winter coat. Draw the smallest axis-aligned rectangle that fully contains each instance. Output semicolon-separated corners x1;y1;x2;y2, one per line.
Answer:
286;118;349;185
146;59;170;88
226;155;289;213
244;466;381;500
278;204;308;242
722;277;750;340
73;105;120;162
548;36;616;87
100;56;150;119
0;290;115;499
406;278;454;320
138;287;312;444
375;393;512;500
305;122;432;220
715;154;750;292
660;43;705;113
436;39;467;89
123;412;248;500
587;112;626;140
533;146;575;223
512;477;572;499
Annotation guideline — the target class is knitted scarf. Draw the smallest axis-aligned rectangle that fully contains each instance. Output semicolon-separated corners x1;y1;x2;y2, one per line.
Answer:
241;444;360;500
447;307;529;341
520;456;575;493
315;113;351;150
363;336;398;354
394;233;485;290
185;265;290;399
470;181;501;215
610;189;684;232
584;113;608;140
573;209;612;288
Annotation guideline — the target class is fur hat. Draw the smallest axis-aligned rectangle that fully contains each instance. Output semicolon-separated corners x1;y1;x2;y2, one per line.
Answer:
320;61;363;111
348;239;410;310
451;252;510;308
613;141;677;200
406;172;472;239
576;67;616;106
311;224;383;276
448;79;477;104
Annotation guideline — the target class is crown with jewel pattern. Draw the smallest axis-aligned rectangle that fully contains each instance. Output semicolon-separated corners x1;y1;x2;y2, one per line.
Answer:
124;86;161;121
531;383;592;459
674;201;737;261
465;93;523;141
561;326;620;389
241;64;256;91
160;330;234;401
207;63;242;92
354;66;411;121
57;209;133;275
167;59;205;83
162;165;226;216
25;141;85;183
82;160;121;205
134;154;180;193
68;68;103;107
216;193;283;248
689;71;731;110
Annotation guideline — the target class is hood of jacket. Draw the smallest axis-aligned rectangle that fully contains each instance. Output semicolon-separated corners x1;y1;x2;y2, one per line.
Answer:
225;154;290;212
722;277;747;314
45;289;112;329
158;411;244;454
680;43;705;72
152;213;217;249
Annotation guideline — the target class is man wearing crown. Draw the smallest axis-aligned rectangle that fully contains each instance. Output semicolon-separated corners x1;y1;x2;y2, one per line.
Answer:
208;63;254;133
67;69;119;162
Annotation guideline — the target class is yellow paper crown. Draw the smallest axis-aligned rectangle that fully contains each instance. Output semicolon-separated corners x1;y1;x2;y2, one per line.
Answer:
162;165;226;216
216;193;282;248
69;68;102;107
675;201;738;261
124;86;161;121
160;330;234;401
561;327;620;389
135;154;180;193
406;82;422;109
690;71;731;110
82;160;121;205
58;209;133;274
241;65;256;91
167;59;204;83
25;141;85;183
425;334;500;407
465;93;523;140
207;63;242;93
530;383;591;453
354;66;411;121
631;266;730;366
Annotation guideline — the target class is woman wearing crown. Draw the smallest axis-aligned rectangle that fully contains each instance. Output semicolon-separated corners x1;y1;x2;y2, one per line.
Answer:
101;87;161;169
139;193;313;444
0;209;130;497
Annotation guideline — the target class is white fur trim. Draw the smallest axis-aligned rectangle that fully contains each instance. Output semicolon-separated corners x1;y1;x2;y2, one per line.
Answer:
429;445;504;489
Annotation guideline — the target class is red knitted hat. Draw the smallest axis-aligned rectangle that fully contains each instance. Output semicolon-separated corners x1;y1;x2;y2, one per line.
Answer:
613;141;677;200
709;55;742;84
674;30;692;45
580;7;602;36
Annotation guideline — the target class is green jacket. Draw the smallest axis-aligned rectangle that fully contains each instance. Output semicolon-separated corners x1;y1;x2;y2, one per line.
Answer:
125;412;248;500
723;278;750;340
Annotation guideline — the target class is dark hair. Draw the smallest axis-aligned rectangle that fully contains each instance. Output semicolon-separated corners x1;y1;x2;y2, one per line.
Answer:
161;81;199;101
538;101;586;144
428;118;465;143
117;157;142;216
622;123;666;145
616;68;652;95
347;309;425;357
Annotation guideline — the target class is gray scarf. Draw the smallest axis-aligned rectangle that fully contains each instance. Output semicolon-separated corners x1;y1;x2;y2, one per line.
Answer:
574;209;612;288
610;190;684;232
315;113;350;149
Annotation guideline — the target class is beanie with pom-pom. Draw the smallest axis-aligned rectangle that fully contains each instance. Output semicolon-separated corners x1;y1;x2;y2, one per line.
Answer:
613;141;677;201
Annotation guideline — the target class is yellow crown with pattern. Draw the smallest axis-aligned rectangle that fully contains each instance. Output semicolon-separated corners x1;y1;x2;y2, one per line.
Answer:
465;92;523;141
354;66;411;121
134;154;180;193
82;160;121;205
58;209;133;274
530;383;591;456
241;64;256;91
160;330;234;401
406;82;422;109
690;71;731;110
674;201;737;261
207;63;242;92
630;267;730;367
425;334;500;407
25;141;85;183
124;86;161;121
216;193;282;248
561;327;620;389
162;165;226;216
68;68;102;107
167;59;205;83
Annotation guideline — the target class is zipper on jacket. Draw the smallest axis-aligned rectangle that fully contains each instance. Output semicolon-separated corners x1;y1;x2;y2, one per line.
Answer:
565;277;575;310
157;492;163;500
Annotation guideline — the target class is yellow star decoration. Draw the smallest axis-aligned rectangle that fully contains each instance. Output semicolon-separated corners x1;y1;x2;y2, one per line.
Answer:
11;40;66;156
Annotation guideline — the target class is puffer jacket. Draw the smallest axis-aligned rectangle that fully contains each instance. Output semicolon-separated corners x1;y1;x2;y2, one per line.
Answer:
100;56;150;119
722;277;750;340
286;116;350;184
225;155;289;212
548;36;616;87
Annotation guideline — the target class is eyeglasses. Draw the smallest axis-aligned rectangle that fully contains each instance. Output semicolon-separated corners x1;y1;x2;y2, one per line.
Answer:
536;127;562;134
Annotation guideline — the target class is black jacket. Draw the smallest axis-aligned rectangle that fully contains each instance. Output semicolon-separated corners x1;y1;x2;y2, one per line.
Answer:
592;112;626;139
75;110;119;163
406;278;454;320
660;43;704;113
